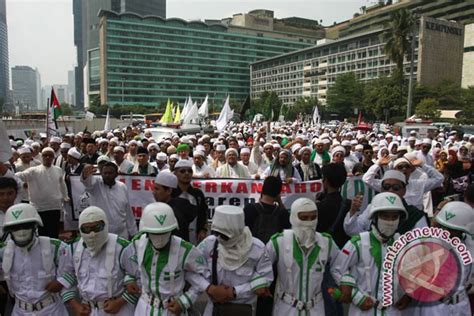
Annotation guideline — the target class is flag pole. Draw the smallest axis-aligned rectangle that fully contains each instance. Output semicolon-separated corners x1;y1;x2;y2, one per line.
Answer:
46;97;50;138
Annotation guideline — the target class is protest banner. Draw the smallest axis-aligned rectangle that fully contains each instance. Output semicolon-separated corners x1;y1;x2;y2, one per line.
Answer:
68;175;374;228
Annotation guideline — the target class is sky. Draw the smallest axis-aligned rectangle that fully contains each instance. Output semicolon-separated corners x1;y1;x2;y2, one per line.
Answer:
6;0;368;86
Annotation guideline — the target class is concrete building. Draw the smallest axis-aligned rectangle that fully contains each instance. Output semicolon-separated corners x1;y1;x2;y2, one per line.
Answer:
463;23;474;88
73;0;166;109
251;17;465;107
327;0;474;39
67;70;75;105
11;66;42;111
92;10;313;107
0;0;9;106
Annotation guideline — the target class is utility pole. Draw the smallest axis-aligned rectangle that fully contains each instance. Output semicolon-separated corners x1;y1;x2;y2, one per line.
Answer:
406;13;419;119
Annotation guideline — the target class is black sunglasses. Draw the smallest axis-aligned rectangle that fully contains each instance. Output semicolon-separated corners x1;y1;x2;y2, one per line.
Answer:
382;183;404;192
80;222;105;234
212;231;230;241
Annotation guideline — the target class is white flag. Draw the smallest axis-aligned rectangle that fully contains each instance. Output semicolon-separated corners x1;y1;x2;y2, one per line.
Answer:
85;111;95;121
0;119;12;162
183;101;198;124
312;106;320;126
181;95;192;120
104;108;111;131
198;95;209;117
216;96;231;132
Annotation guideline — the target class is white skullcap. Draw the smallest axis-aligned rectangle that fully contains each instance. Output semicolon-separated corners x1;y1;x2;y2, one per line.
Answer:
41;147;54;154
422;138;432;145
211;205;244;239
97;155;111;164
298;146;312;155
50;136;61;144
216;144;226;152
273;143;281;149
169;154;179;160
196;145;205;152
174;159;193;169
408;136;416;141
355;144;364;150
341;140;351;147
331;146;345;156
225;148;238;157
17;146;31;155
155;172;178;189
291;143;302;153
79;206;108;227
156;152;167;161
113;146;125;153
393;157;411;168
323;139;331;144
193;150;205;157
382;170;406;184
313;138;323;145
60;143;71;149
99;138;109;144
147;143;159;151
31;142;41;148
415;139;422;146
410;130;416;135
263;143;273;149
385;133;393;138
350;140;358;145
240;147;250;154
129;140;138;146
68;148;81;160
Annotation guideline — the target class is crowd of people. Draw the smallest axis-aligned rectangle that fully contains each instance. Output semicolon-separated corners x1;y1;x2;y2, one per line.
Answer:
0;120;473;316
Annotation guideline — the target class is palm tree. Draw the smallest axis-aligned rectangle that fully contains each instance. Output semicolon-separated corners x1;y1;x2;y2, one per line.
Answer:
383;8;416;75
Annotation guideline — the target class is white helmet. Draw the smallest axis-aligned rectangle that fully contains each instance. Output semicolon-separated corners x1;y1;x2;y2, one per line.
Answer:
3;203;43;230
435;201;474;235
369;192;408;220
139;202;178;234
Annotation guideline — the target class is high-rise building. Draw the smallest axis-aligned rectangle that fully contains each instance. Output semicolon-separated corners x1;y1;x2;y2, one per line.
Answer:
92;10;313;107
0;0;9;106
67;70;75;105
463;23;474;88
11;66;42;111
73;0;167;109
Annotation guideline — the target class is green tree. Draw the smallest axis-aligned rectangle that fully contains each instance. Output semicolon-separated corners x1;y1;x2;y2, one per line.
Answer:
415;98;441;120
326;72;364;118
60;103;74;116
383;8;415;74
254;90;282;120
363;75;404;121
460;87;474;123
283;97;318;121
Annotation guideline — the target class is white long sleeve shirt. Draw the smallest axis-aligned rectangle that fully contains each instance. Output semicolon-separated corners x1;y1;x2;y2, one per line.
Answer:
81;175;138;239
362;163;443;210
16;164;68;212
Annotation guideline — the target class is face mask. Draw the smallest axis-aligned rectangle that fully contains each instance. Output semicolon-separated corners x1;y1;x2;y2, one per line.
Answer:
218;235;240;248
82;230;108;255
377;218;400;238
293;219;318;249
149;232;171;249
12;229;34;247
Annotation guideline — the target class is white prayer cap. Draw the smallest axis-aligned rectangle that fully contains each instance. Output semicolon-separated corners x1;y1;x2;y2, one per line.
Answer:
155;172;178;189
106;132;114;138
211;205;244;239
129;140;138;146
263;143;273;149
422;138;432;145
50;136;61;144
382;170;406;184
174;159;193;169
99;138;109;144
97;155;111;164
410;130;417;135
350;140;358;145
18;146;31;155
156;152;167;161
393;157;411;168
196;145;205;152
385;133;393;138
68;148;81;160
238;140;245;148
355;144;364;151
113;146;125;153
291;143;302;153
415;139;422;146
41;147;55;154
110;137;119;144
298;146;312;155
408;136;416;141
331;146;345;156
323;139;331;144
31;142;41;148
216;144;226;152
169;154;179;160
225;148;238;157
313;138;323;145
240;147;250;155
193;150;205;157
341;140;351;147
272;143;281;149
24;139;33;146
60;143;71;149
147;143;159;151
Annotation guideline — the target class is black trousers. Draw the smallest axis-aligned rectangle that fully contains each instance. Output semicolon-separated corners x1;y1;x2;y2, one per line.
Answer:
38;209;61;239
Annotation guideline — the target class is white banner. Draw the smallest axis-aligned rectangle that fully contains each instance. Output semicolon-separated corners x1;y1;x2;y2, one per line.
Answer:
69;176;375;228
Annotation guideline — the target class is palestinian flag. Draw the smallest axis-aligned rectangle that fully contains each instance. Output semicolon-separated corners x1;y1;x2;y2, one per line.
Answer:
50;88;62;120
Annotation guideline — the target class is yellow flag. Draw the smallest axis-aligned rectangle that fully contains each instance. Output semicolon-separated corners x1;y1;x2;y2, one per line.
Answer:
160;99;173;124
174;105;181;123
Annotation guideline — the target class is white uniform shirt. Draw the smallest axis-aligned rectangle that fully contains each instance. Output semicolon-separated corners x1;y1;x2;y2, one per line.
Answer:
16;164;68;212
81;175;138;239
198;235;274;316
